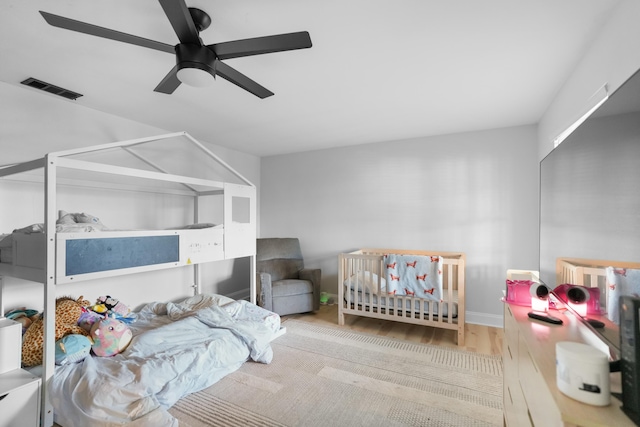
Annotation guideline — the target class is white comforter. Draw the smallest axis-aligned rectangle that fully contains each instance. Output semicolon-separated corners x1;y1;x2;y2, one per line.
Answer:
50;297;278;427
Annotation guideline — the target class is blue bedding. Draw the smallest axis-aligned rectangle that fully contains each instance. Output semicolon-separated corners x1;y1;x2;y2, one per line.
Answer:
49;296;279;427
384;254;443;301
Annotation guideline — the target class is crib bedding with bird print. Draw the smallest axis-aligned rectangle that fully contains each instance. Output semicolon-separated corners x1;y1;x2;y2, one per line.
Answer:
383;254;443;301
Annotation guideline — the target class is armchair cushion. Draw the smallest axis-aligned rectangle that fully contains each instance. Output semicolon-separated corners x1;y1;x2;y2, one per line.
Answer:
272;279;314;298
257;238;321;316
258;259;303;283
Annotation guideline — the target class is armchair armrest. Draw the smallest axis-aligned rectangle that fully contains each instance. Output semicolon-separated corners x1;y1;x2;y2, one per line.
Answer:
258;272;273;312
299;268;321;311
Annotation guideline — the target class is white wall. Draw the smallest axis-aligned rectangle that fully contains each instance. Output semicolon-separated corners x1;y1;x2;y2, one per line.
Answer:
539;0;640;160
0;81;261;311
260;125;539;326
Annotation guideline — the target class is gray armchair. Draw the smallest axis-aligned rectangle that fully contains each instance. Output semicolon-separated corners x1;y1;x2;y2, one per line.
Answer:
256;238;321;316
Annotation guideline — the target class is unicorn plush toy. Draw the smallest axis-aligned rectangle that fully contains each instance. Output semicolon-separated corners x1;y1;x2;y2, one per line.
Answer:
90;317;133;357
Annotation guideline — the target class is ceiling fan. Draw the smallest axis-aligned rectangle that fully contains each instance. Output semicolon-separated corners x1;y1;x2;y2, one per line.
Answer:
39;0;312;98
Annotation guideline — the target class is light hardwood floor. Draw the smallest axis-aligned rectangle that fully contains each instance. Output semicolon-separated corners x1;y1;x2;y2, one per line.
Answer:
285;303;503;356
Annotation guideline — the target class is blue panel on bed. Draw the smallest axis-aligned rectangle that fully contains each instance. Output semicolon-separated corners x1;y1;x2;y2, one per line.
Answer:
65;236;179;275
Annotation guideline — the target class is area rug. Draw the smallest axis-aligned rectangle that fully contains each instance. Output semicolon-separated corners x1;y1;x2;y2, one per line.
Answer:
169;320;503;427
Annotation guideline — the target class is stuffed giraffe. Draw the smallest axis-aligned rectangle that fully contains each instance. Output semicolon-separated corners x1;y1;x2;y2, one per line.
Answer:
21;296;90;367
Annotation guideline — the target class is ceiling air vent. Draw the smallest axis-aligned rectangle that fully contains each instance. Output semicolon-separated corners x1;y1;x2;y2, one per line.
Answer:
20;77;83;100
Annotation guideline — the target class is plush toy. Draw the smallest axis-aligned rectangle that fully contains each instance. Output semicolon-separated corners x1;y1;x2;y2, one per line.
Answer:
90;317;133;357
21;296;90;367
5;308;39;334
91;303;108;314
91;295;129;316
78;309;104;333
55;334;93;365
96;295;130;317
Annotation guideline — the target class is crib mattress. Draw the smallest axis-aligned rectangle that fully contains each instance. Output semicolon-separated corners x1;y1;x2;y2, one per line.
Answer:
345;287;458;318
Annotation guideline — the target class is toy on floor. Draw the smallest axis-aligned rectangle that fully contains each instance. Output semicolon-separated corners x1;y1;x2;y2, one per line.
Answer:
90;317;133;357
55;334;93;365
21;296;90;367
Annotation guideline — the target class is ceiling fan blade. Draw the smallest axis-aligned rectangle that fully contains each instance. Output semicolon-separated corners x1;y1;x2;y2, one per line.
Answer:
210;31;312;60
154;65;182;94
158;0;201;45
215;60;274;99
39;11;175;54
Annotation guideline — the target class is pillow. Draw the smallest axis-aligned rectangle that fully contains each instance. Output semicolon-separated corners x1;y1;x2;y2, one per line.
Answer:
56;211;76;225
57;210;104;225
606;267;640;324
344;271;387;295
57;211;107;231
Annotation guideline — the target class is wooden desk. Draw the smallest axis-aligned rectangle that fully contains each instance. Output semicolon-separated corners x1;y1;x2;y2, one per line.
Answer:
503;302;635;427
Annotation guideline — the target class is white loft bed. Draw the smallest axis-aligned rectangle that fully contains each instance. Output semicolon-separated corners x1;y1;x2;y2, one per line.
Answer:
0;132;257;427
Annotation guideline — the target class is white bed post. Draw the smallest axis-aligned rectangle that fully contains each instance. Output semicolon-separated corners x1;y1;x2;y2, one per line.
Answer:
250;254;256;305
42;154;57;427
0;275;4;317
193;195;201;296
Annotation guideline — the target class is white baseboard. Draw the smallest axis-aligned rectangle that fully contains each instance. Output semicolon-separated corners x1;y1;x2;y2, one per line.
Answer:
465;311;503;328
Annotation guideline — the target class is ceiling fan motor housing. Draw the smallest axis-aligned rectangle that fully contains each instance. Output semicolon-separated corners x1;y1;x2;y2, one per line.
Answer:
176;43;217;76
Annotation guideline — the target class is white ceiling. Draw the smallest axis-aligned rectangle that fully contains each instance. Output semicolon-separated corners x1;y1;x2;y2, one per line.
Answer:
0;0;620;157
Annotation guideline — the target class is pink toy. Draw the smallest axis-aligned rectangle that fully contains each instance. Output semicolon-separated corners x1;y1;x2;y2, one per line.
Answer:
90;317;133;357
504;279;535;306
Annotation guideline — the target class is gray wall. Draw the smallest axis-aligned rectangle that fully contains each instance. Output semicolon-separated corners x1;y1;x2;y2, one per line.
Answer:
260;125;539;326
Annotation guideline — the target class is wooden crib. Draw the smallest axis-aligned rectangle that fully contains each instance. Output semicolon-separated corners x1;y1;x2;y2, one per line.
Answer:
338;249;465;346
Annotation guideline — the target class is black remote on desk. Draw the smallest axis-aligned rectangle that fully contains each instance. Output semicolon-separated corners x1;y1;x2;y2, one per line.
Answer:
527;311;563;325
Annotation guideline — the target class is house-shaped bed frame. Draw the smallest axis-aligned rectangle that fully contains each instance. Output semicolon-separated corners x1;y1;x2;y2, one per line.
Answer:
0;132;257;427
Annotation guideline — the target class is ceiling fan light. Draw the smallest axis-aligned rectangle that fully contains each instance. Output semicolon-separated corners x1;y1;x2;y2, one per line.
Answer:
177;67;214;87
